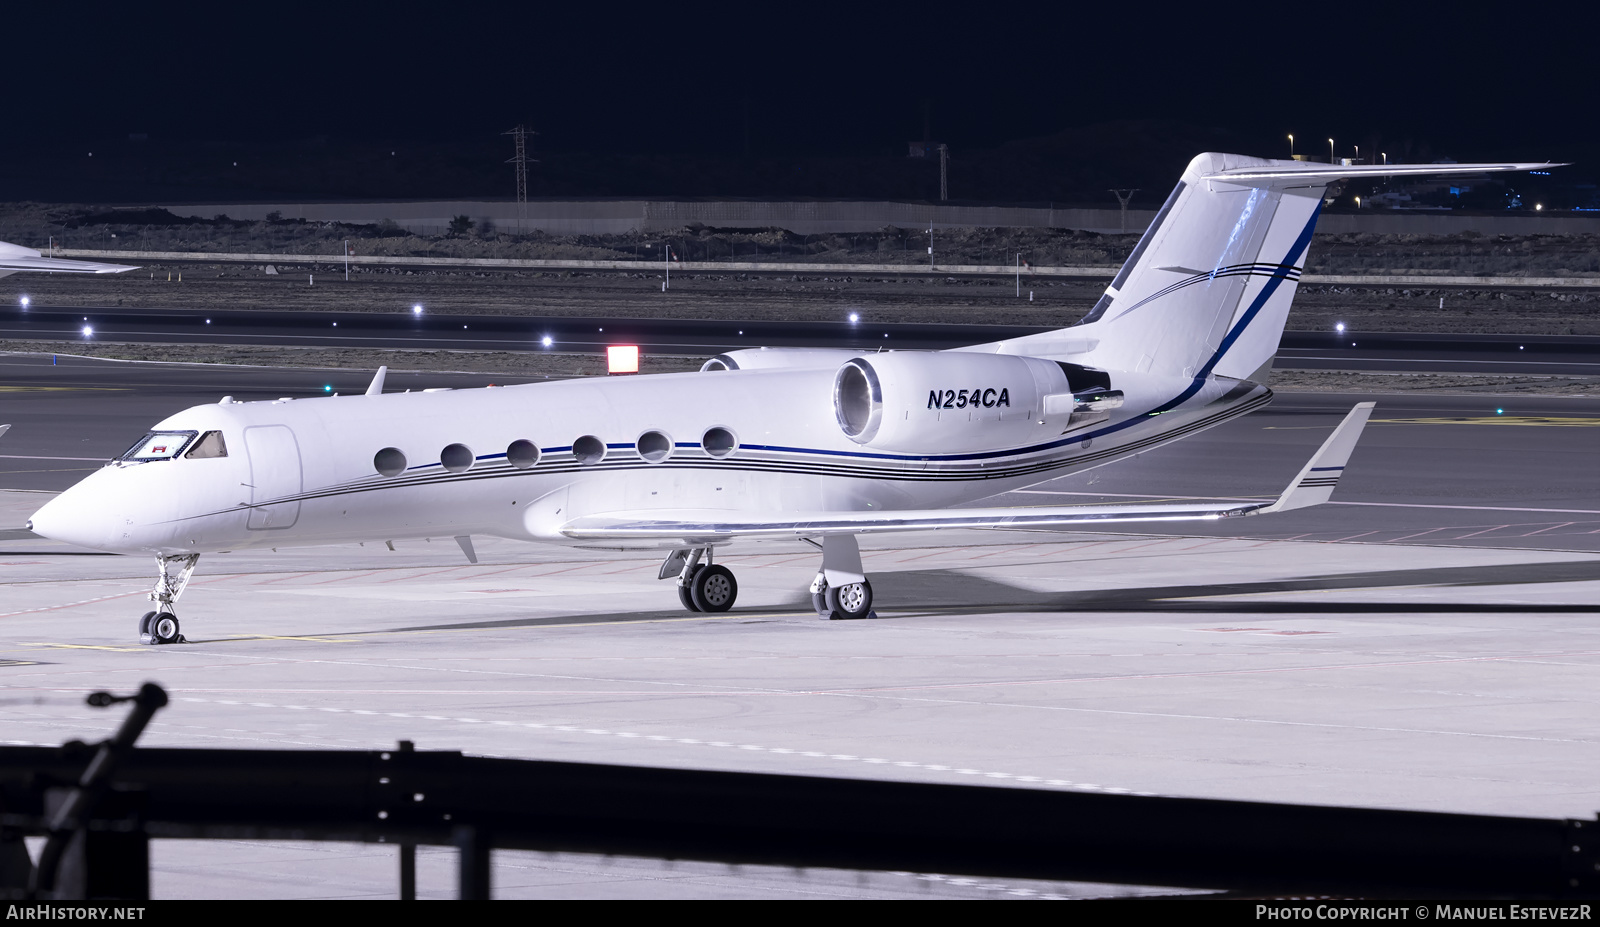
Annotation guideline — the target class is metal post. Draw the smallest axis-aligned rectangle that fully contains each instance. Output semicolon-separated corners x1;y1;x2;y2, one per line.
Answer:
30;684;166;899
1109;189;1139;234
503;125;537;234
937;144;948;201
398;739;416;901
454;826;491;900
41;788;148;900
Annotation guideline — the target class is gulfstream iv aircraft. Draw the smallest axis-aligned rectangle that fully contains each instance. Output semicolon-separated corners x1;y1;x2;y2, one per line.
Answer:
22;154;1556;643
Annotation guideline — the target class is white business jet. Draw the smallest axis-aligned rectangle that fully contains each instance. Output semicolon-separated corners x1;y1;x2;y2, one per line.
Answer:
20;153;1557;644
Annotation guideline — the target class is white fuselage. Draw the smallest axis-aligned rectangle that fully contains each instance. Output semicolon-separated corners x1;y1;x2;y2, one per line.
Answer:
28;361;1268;557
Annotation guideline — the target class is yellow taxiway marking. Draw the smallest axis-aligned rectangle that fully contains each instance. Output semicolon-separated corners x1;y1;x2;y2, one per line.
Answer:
15;613;816;651
22;642;148;652
0;386;129;393
1267;416;1599;429
222;634;361;643
1159;584;1433;601
370;611;805;638
1374;416;1600;427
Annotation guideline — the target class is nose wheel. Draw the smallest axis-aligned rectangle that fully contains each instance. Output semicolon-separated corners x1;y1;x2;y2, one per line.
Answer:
139;610;184;645
140;553;199;644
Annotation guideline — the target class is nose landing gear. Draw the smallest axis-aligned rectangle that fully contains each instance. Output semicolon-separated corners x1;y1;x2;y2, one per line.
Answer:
139;610;182;645
140;553;198;644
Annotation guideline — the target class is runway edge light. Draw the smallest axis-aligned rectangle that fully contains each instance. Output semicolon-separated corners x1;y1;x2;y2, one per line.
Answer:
607;345;640;375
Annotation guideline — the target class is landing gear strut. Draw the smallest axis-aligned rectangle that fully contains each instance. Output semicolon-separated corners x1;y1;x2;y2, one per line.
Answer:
141;553;198;645
808;535;876;620
662;548;738;613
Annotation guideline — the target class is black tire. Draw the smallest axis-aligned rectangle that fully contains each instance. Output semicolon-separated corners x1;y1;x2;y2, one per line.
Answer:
825;579;873;620
678;576;701;612
138;611;157;644
690;564;738;613
151;612;181;645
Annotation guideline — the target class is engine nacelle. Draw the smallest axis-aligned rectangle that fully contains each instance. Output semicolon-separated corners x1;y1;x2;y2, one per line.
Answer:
832;352;1121;454
702;348;866;372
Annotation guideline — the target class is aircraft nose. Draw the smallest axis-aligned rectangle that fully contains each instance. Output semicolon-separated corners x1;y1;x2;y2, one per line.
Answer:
29;482;119;550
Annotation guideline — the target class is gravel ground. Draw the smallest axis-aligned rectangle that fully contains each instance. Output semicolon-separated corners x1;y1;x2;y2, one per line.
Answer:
4;208;1596;394
0;341;704;377
8;264;1600;335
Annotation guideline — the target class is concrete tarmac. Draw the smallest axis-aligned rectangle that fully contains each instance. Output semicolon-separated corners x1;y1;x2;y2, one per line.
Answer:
1;356;1598;898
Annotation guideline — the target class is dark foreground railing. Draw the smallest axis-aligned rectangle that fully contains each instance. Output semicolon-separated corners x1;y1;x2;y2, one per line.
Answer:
0;684;1594;900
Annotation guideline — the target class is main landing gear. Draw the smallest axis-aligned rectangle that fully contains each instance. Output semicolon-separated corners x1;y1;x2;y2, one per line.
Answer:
663;548;739;613
139;553;199;645
806;534;876;621
660;535;876;621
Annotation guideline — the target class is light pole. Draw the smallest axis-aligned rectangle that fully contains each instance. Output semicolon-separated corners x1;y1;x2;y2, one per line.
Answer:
1287;134;1294;158
1354;144;1360;164
1328;138;1335;165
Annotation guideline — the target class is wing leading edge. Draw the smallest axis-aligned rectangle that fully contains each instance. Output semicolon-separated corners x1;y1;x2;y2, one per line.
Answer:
560;403;1376;544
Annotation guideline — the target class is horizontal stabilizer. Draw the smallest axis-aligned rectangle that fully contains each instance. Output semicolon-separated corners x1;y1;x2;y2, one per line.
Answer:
0;527;40;541
1202;161;1564;189
559;406;1374;544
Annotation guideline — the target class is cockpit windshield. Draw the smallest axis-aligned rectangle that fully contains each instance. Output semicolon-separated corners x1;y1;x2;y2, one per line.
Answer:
119;431;197;462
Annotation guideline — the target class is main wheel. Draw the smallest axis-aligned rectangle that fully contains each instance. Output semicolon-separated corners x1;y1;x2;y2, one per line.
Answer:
809;572;829;616
138;611;157;644
150;612;182;645
825;579;873;620
689;564;738;613
677;573;702;612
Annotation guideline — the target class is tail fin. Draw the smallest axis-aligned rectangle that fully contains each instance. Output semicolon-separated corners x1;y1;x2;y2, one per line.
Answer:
1077;152;1322;383
982;153;1561;383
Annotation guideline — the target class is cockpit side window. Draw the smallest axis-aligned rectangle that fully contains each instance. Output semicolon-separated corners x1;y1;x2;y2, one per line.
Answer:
184;430;228;459
119;431;197;462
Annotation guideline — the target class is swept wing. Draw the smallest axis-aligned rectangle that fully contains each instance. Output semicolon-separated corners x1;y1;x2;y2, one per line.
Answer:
561;404;1374;544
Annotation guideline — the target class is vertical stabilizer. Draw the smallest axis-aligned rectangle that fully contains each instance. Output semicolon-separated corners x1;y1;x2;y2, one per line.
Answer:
961;154;1556;384
1074;153;1323;382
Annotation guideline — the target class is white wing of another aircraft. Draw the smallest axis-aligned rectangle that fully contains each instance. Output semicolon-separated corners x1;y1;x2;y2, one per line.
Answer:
0;240;138;278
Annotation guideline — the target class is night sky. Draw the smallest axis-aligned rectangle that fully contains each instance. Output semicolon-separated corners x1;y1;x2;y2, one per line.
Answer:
5;2;1597;200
